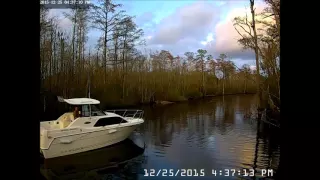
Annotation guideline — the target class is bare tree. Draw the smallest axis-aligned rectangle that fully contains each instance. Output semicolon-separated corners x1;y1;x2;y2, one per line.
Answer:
90;0;124;83
40;2;263;109
233;0;280;111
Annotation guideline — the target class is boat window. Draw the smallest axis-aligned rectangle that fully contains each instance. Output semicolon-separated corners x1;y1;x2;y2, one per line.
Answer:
81;105;90;117
94;117;128;127
91;105;106;116
81;104;106;117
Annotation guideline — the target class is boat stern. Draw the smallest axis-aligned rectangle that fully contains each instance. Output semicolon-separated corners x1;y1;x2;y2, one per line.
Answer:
40;127;55;158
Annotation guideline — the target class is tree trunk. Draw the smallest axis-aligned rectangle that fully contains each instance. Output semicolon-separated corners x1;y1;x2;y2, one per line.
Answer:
103;28;107;85
201;59;205;96
78;25;82;85
49;28;53;91
244;78;247;94
250;0;262;109
72;14;77;79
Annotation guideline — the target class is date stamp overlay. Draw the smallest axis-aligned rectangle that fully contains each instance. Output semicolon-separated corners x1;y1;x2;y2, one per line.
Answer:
40;0;91;9
143;168;274;177
144;169;205;177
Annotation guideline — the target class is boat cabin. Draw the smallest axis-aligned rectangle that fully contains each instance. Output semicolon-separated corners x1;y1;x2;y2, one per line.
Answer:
63;98;106;117
40;97;141;131
55;98;104;127
54;97;129;129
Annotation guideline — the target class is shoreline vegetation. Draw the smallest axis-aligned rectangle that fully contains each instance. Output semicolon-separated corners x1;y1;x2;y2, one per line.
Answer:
40;90;256;120
40;0;279;120
106;92;257;109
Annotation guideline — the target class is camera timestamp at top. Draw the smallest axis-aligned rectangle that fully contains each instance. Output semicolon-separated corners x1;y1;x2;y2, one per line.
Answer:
40;0;91;9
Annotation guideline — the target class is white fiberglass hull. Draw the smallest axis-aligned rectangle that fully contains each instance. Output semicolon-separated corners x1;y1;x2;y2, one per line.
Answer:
40;125;138;159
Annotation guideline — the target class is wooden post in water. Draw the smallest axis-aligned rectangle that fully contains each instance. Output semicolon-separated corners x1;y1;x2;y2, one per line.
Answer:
222;94;225;105
252;116;261;179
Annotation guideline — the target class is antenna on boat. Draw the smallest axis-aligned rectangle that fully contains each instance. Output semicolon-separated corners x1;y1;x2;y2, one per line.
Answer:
88;72;91;98
87;70;92;119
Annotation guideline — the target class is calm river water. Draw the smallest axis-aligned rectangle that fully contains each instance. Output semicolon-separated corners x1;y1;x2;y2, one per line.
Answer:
40;94;280;180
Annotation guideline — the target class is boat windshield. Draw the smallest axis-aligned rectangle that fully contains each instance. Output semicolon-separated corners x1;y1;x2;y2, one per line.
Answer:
81;104;106;117
90;104;106;116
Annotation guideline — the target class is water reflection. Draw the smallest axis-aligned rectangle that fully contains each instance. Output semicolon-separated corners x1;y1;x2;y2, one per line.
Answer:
40;94;279;180
138;94;280;179
40;139;145;180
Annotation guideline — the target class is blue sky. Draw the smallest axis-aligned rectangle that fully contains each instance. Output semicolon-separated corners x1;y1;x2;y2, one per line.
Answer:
49;0;267;68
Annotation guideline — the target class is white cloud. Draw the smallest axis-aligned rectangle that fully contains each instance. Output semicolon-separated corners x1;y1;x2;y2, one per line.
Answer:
48;9;72;30
201;33;214;46
250;65;256;70
206;1;274;60
150;1;219;45
46;1;275;62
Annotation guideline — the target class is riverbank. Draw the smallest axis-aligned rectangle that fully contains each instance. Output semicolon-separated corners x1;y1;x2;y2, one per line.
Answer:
103;92;257;109
40;90;257;121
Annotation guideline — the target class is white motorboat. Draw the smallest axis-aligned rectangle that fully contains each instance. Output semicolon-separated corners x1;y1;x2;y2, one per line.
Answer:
40;97;144;159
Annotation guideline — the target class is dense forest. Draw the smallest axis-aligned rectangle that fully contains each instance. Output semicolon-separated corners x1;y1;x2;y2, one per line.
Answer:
40;0;279;111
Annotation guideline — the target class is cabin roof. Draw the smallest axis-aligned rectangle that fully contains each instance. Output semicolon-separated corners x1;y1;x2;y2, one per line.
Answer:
62;98;100;105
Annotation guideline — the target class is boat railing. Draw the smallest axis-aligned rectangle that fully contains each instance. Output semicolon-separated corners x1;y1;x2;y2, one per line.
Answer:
105;109;144;119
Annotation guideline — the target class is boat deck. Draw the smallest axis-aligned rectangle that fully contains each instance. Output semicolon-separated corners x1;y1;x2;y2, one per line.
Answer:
40;121;61;130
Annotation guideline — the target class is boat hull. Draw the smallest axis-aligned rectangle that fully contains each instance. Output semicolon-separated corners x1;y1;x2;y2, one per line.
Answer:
40;139;145;180
40;125;138;159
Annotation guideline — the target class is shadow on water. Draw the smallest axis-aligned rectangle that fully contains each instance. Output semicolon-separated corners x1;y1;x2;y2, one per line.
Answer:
40;139;145;180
